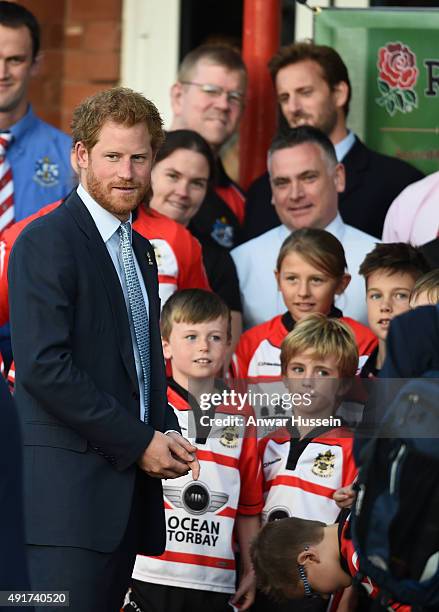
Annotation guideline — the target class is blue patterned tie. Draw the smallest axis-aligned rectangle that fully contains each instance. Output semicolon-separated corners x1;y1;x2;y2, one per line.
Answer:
118;221;150;422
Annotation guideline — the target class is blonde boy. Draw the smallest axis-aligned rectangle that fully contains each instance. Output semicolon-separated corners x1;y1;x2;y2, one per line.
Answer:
127;289;262;612
251;314;358;612
410;269;439;308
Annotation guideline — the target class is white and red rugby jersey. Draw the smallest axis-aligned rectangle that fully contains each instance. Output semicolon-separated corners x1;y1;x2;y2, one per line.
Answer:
260;426;357;525
132;381;263;594
232;310;377;381
0;200;210;327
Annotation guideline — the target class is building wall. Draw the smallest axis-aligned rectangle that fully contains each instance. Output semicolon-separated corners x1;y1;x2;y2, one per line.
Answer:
18;0;122;133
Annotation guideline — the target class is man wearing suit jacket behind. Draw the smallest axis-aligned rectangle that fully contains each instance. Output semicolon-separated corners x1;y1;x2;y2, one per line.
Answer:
8;87;200;612
243;42;423;241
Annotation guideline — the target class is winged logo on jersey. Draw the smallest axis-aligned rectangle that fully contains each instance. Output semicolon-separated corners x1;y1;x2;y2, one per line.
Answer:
164;482;229;515
311;449;336;478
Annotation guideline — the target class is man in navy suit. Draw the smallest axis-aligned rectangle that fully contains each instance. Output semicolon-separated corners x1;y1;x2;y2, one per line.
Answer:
0;375;30;604
8;87;199;612
243;42;423;241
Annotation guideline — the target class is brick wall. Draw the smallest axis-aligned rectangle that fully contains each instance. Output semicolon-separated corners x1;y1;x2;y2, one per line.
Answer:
18;0;122;133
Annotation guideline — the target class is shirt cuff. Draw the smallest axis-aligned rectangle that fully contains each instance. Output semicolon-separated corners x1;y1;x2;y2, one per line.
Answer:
164;430;180;436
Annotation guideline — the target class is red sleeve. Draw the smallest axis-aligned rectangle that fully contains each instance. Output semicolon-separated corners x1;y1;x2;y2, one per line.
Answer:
237;418;263;515
231;327;260;379
0;201;61;326
340;435;358;489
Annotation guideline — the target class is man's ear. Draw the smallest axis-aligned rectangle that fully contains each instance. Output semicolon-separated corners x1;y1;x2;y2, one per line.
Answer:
170;82;184;115
334;162;345;194
332;80;349;112
162;338;172;360
335;273;351;296
75;141;89;170
30;52;42;78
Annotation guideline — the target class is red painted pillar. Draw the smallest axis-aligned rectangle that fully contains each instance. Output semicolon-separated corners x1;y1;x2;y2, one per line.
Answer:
239;0;281;191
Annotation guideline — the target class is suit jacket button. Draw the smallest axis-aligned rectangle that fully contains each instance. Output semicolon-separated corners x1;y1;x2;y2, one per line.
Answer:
132;391;139;400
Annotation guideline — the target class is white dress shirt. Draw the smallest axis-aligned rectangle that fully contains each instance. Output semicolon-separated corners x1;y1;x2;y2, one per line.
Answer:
77;184;150;421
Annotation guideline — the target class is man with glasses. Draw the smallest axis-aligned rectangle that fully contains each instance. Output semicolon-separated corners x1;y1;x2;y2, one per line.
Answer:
170;44;247;249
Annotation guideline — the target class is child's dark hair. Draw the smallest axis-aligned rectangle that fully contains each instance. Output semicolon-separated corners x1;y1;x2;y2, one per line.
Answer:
251;517;325;602
359;243;429;285
161;289;231;341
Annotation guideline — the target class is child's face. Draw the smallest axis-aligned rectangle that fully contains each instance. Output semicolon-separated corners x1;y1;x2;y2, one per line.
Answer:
275;252;349;322
410;290;435;309
285;348;342;414
366;270;414;341
162;317;229;388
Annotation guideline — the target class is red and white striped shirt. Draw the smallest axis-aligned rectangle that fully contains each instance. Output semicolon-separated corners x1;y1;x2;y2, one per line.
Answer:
232;311;377;382
132;381;263;593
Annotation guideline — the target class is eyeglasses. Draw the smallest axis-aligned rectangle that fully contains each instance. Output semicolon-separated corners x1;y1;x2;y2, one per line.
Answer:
298;546;319;600
180;81;244;106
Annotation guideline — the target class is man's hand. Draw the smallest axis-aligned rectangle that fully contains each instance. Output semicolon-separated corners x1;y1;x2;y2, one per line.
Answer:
137;431;199;480
166;431;200;480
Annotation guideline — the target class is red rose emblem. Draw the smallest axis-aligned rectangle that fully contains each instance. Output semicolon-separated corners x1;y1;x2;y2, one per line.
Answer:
378;42;419;89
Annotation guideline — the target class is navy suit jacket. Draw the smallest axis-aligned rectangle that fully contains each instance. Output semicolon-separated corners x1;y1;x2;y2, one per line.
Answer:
8;190;179;555
0;376;30;595
381;305;439;378
242;136;423;241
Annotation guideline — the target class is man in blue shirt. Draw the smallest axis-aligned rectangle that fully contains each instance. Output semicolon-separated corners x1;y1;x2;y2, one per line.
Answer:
0;1;73;223
0;2;73;366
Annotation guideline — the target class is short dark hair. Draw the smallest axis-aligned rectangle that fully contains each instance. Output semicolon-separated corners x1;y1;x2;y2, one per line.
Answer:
0;1;40;61
156;130;216;186
268;125;337;171
178;44;247;85
359;243;430;285
251;517;325;602
160;289;231;342
268;42;351;116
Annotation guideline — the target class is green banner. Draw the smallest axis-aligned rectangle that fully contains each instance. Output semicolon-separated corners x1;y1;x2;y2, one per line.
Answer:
314;8;439;175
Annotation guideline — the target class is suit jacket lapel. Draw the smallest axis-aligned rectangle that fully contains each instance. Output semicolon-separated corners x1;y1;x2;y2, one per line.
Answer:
341;137;370;200
132;231;160;327
64;192;139;391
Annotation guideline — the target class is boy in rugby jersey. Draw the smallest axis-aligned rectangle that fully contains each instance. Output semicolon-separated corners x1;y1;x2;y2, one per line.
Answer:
251;515;411;612
359;243;429;379
248;314;358;611
125;289;262;612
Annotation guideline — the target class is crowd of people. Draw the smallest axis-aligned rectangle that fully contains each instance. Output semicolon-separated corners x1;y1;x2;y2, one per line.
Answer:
1;2;438;612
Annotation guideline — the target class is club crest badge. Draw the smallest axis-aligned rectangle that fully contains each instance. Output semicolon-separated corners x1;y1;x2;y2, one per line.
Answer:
33;156;60;187
219;425;239;448
211;217;234;249
151;244;162;266
311;449;335;478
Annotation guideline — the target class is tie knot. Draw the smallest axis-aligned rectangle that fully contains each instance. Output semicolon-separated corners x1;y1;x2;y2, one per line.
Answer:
0;132;12;157
118;221;131;241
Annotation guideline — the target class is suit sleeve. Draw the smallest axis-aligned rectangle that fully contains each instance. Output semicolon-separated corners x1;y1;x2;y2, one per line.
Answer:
8;223;154;472
381;306;439;378
0;377;30;591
